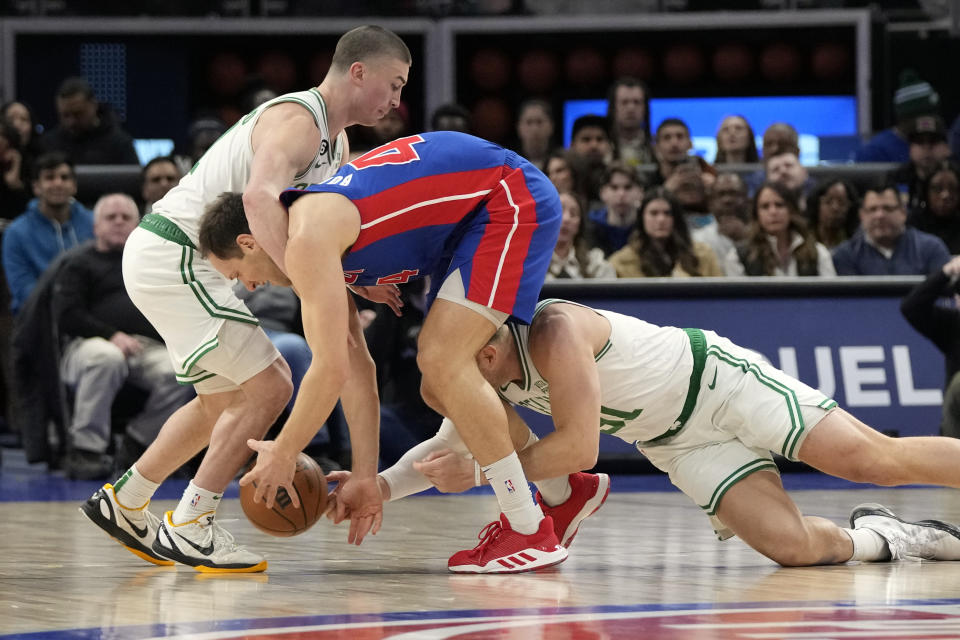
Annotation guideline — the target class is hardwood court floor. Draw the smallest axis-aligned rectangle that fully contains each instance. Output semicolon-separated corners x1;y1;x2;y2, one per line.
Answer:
3;475;960;639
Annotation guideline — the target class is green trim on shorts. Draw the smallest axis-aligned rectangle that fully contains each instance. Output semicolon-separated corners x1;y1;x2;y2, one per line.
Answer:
139;213;196;249
506;323;532;392
638;328;707;445
819;398;838;410
176;371;217;386
178;246;259;325
700;459;779;516
706;344;806;459
180;335;220;379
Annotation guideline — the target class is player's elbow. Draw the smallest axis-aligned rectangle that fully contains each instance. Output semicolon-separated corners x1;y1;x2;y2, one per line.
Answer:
241;187;275;220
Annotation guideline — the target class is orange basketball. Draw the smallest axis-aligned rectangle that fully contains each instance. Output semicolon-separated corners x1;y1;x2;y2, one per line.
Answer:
239;453;327;537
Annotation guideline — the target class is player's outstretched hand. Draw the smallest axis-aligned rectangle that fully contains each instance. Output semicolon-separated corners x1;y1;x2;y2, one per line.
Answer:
239;439;300;510
413;448;477;493
333;473;383;545
324;469;351;522
350;284;403;317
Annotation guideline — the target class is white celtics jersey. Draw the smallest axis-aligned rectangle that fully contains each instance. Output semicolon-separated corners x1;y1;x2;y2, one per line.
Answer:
153;88;345;245
498;300;696;446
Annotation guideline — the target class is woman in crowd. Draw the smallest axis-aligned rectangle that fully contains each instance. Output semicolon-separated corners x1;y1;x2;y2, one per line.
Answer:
908;162;960;254
806;178;860;249
714;114;759;165
739;181;835;276
547;191;616;280
609;187;722;278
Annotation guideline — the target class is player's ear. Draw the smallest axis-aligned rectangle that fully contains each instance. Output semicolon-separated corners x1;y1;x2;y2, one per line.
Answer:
236;233;257;253
349;60;365;84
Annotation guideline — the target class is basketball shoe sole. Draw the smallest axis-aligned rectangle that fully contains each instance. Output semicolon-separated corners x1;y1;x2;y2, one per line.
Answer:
79;484;174;566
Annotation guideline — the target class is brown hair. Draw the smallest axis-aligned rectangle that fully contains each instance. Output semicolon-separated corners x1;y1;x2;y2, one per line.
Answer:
198;192;248;259
741;181;820;276
631;187;701;277
330;25;411;72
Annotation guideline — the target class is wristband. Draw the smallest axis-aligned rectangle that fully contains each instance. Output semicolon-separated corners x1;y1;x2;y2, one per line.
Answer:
474;459;483;487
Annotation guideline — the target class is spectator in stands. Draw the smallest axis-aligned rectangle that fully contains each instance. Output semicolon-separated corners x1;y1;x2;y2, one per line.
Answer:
40;77;139;165
140;155;181;216
745;122;800;195
692;172;750;275
2;100;42;171
548;191;615;280
585;162;644;256
607;77;654;166
651;117;697;186
0;121;28;221
545;148;578;195
174;114;226;175
514;99;554;171
807;178;860;250
739;182;835;277
765;150;814;206
908;162;960;253
609;187;722;278
663;157;715;230
832;181;950;275
714;114;759;165
567;114;613;207
430;103;472;133
857;69;941;164
889;115;952;215
2;152;94;314
54;193;193;480
900;254;960;439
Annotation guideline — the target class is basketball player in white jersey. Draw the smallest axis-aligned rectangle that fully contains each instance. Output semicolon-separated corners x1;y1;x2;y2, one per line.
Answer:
334;299;960;569
80;25;411;573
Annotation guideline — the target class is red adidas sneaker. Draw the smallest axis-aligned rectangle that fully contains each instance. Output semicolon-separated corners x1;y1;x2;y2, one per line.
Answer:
535;472;610;548
448;513;568;573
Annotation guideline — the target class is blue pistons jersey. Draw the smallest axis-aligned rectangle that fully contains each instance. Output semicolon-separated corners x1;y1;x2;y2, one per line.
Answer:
279;131;561;323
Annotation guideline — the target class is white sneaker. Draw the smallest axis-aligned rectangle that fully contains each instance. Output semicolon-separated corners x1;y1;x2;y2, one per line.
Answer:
80;483;174;566
850;503;960;561
153;511;267;573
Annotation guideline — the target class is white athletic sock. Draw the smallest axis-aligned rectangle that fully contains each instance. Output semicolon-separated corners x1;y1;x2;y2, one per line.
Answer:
172;481;223;525
112;465;159;509
845;527;892;562
523;431;572;507
483;451;543;535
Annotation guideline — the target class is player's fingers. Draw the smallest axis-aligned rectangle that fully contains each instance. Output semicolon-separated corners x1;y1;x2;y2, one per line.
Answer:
253;481;267;505
263;486;275;509
421;448;453;463
238;469;254;487
282;481;300;508
333;495;348;524
371;511;383;536
246;438;266;453
352;516;373;546
325;470;350;485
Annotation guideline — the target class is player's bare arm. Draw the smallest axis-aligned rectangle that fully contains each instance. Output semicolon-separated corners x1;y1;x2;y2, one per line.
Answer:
332;293;385;544
243;102;324;274
239;192;360;509
519;308;604;479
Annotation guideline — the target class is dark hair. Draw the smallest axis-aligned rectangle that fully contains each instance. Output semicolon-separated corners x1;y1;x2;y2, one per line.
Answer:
142;155;178;176
557;190;597;275
198;192;248;259
655;118;690;139
330;25;411;72
601;161;643;189
607;77;650;140
741;181;820;276
630;187;701;276
56;76;95;101
430;103;472;132
860;179;902;206
714;114;759;164
571;114;609;141
0;120;21;149
806;178;860;244
32;151;74;182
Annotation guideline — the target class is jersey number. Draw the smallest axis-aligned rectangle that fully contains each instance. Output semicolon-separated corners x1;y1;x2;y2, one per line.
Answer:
350;135;425;170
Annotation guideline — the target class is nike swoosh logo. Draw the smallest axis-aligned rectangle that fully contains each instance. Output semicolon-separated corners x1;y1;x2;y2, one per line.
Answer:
707;368;718;390
175;531;215;556
119;509;149;538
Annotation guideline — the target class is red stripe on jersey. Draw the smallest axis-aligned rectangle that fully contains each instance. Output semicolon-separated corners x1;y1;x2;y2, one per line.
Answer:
467;168;538;312
350;167;503;252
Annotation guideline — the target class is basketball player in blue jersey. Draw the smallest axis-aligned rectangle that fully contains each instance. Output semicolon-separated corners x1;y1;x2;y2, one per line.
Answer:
199;131;568;572
337;299;960;568
79;26;410;574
